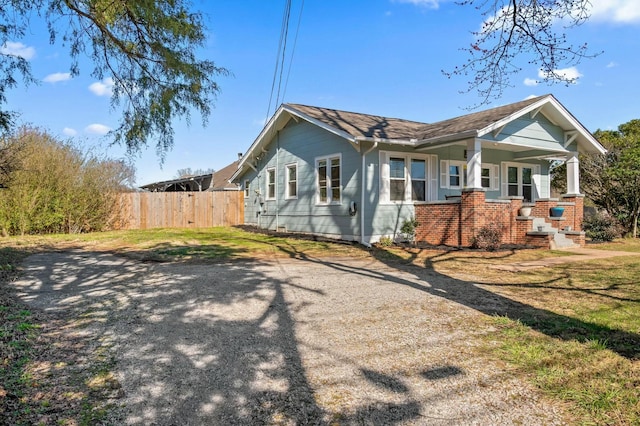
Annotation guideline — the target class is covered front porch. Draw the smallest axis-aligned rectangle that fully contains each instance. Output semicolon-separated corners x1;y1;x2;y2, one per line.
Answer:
414;189;585;249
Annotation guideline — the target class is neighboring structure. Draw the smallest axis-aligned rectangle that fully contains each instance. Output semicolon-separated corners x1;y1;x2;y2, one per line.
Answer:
210;160;241;191
231;95;606;248
141;160;241;192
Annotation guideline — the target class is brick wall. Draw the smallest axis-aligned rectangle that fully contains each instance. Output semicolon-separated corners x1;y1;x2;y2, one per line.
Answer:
562;194;584;231
414;202;460;246
414;190;585;248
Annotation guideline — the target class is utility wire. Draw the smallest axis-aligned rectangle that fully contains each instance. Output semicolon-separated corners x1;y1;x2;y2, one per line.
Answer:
282;0;304;103
265;0;292;122
274;0;291;109
265;0;303;123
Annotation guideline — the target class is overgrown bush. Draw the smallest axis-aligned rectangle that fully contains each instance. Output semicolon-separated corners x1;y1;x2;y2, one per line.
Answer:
471;224;503;251
583;211;623;242
0;127;135;235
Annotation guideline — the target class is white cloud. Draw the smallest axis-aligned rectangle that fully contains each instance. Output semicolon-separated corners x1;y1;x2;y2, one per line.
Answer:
393;0;441;9
606;61;618;68
43;72;71;83
85;124;111;135
524;94;539;100
523;78;539;87
89;77;114;96
589;0;640;24
62;127;77;137
0;41;35;60
538;66;583;83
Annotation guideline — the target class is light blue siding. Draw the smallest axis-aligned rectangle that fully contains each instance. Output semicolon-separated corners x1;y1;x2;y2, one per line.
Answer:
483;114;565;151
240;120;361;240
235;108;563;243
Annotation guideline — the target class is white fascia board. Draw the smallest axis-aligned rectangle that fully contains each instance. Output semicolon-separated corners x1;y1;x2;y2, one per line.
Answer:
284;104;357;143
481;137;571;155
544;97;606;155
229;165;246;182
477;95;606;155
234;105;288;174
414;129;478;148
478;96;552;139
354;135;417;146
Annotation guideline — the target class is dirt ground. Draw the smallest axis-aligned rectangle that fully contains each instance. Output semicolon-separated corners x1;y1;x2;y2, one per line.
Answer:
10;250;572;425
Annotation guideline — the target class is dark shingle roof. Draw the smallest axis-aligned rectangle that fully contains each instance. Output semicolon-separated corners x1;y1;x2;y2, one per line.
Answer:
286;95;548;142
285;103;429;140
416;95;547;140
211;160;241;191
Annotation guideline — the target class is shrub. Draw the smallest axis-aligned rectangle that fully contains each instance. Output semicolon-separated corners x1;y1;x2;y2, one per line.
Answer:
0;127;135;235
583;211;622;242
471;225;503;251
400;216;419;243
377;236;393;247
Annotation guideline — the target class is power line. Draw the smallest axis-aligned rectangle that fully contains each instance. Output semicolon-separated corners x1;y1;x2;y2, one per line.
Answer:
282;0;304;103
265;0;303;122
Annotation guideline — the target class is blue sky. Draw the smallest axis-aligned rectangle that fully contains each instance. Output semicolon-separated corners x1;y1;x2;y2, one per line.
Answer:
3;0;640;185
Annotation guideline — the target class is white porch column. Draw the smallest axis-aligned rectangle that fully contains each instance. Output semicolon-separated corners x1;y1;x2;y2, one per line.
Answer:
466;138;482;189
566;152;580;195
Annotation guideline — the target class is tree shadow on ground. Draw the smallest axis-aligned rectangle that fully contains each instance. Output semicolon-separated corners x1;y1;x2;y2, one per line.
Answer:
9;249;423;425
380;247;640;360
275;242;639;360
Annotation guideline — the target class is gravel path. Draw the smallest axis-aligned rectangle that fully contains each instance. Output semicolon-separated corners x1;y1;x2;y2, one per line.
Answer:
10;250;570;425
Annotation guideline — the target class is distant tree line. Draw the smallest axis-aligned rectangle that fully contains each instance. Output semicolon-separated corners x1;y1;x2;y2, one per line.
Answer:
0;127;135;236
175;167;215;179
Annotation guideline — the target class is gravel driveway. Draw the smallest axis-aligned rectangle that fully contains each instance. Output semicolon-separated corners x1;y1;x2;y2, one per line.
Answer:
11;250;569;425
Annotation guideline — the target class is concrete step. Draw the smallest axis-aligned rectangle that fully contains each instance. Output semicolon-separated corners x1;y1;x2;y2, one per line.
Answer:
530;217;578;249
552;231;577;249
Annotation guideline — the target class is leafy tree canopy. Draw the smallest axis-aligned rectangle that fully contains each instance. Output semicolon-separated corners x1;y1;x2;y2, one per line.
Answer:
554;119;640;238
448;0;599;106
0;0;228;159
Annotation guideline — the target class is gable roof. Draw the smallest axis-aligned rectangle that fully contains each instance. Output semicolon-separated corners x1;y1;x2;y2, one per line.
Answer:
232;95;605;180
416;96;546;141
286;103;428;141
211;160;241;191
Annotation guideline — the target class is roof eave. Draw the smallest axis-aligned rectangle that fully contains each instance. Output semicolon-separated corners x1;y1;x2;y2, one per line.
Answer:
414;129;478;149
477;94;606;155
232;104;361;182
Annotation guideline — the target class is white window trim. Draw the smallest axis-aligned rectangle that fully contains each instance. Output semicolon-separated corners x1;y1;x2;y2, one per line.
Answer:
501;162;541;201
440;160;500;191
315;153;342;205
440;160;466;190
244;179;250;198
266;167;276;201
380;151;437;204
389;156;408;202
285;162;298;200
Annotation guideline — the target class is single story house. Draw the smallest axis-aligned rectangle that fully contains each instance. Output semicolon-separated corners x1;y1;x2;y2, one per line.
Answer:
230;94;606;248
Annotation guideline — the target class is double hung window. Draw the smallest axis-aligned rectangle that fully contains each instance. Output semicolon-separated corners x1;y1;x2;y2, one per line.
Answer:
316;155;341;204
266;167;276;200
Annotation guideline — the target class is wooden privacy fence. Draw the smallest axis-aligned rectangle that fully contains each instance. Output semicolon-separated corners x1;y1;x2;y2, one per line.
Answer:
113;191;244;230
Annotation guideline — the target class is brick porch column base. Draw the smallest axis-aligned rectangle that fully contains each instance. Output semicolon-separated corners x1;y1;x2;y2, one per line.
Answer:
460;189;486;247
562;194;585;231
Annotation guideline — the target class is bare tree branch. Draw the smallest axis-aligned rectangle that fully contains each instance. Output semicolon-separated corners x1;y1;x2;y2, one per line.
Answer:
445;0;600;107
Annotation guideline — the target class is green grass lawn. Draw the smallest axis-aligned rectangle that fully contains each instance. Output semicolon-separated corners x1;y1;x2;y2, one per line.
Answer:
1;226;368;262
1;228;639;424
422;247;640;425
